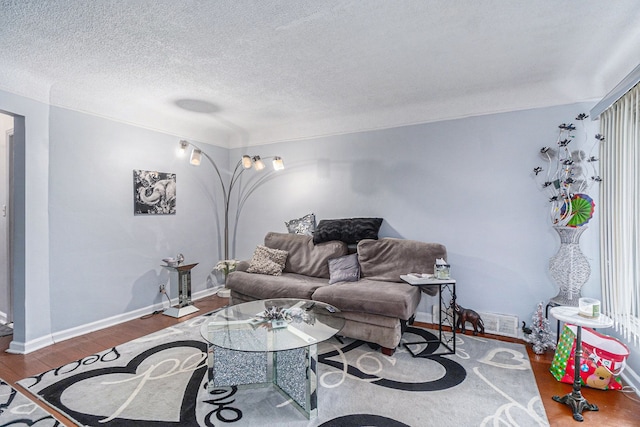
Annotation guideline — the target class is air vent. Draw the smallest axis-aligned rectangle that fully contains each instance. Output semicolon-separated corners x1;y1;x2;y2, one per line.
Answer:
431;305;519;338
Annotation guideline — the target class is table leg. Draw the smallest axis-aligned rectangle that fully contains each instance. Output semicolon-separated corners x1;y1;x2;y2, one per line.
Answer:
404;282;456;357
545;302;561;344
552;325;599;422
274;345;317;419
206;343;318;419
451;283;456;352
208;344;268;389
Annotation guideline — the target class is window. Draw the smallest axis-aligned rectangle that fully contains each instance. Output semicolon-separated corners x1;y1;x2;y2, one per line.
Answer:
600;82;640;347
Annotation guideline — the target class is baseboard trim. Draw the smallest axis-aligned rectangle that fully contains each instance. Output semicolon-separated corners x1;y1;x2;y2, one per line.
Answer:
6;334;54;354
6;287;220;354
416;308;527;340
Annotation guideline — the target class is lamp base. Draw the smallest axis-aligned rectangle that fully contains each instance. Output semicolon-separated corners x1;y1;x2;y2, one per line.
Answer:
217;288;231;298
163;305;199;318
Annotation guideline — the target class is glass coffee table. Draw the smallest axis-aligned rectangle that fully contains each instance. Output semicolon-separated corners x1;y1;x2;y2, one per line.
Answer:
200;298;345;419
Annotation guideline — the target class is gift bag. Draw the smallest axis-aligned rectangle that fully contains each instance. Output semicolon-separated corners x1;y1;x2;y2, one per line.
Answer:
550;324;629;390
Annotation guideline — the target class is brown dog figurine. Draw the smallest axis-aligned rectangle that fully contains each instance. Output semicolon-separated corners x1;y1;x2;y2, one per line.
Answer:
452;302;485;335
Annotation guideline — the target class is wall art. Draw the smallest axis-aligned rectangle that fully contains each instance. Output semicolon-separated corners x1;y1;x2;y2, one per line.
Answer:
133;169;176;215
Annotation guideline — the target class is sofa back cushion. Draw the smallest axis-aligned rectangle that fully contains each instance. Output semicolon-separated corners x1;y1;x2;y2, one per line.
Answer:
357;238;447;282
264;232;348;278
313;217;383;244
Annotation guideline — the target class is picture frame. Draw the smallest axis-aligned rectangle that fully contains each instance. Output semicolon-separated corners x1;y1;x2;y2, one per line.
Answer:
133;169;176;215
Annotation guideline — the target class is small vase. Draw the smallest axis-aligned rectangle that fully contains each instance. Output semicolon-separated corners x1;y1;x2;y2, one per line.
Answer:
216;272;231;298
548;226;590;306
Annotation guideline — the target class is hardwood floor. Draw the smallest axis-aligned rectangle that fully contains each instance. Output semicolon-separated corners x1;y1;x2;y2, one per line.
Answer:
1;296;639;426
526;344;640;426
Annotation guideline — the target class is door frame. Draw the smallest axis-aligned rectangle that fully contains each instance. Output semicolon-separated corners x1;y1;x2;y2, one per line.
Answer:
2;127;13;324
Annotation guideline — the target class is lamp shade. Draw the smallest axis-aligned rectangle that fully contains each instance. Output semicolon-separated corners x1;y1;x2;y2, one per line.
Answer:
252;155;265;171
242;155;252;169
178;140;189;156
272;156;285;170
190;148;202;166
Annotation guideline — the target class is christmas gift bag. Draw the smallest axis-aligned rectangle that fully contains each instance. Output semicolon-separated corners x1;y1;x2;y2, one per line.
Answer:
550;324;629;390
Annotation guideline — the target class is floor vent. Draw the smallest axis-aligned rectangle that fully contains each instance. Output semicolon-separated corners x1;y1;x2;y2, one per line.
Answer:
431;305;520;338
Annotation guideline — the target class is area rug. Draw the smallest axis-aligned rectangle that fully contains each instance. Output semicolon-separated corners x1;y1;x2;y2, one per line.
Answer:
0;378;62;426
17;314;549;426
0;324;13;338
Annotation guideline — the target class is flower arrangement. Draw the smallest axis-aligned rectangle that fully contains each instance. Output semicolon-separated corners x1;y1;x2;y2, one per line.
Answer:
214;259;238;276
258;305;289;321
533;113;604;226
255;305;316;326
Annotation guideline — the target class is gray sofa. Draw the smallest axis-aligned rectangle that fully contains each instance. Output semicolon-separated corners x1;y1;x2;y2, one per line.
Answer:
226;232;447;354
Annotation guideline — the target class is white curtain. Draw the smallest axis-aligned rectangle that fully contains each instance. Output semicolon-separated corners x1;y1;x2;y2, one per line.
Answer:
600;82;640;347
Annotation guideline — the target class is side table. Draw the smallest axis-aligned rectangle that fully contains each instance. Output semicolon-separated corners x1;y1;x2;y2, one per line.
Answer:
162;262;200;318
544;300;562;343
549;306;614;422
400;275;456;357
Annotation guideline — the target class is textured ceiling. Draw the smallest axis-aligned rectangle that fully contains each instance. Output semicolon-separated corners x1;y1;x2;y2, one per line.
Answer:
1;1;640;148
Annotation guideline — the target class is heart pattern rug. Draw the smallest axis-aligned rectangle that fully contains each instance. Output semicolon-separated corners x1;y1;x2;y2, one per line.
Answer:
0;378;63;426
17;313;549;426
0;325;13;338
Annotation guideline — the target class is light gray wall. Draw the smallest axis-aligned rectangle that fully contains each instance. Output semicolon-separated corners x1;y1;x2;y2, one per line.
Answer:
233;102;640;389
233;103;602;324
47;107;228;331
0;90;52;347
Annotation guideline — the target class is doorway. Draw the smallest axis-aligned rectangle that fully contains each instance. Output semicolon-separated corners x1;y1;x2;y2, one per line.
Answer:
0;112;13;334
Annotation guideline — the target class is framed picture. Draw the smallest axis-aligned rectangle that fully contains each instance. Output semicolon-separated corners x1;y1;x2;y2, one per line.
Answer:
133;170;176;215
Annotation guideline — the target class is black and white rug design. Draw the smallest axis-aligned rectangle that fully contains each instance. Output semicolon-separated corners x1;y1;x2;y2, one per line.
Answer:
0;324;13;338
17;314;549;426
0;378;62;426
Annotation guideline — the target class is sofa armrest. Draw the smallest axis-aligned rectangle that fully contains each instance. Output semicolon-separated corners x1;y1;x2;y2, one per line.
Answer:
358;238;447;282
235;260;250;272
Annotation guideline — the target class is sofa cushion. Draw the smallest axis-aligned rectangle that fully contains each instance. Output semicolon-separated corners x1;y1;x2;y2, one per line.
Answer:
285;213;316;236
226;271;329;300
246;245;288;276
313;218;383;245
311;278;421;320
338;312;403;350
328;253;360;284
357;238;447;282
264;232;348;278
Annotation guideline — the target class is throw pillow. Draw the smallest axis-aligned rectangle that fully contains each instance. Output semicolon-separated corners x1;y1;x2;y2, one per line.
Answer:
264;232;348;278
285;213;316;236
313;217;383;245
246;245;288;276
328;253;360;284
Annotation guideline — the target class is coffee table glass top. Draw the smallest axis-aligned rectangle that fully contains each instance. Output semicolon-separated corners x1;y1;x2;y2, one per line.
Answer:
200;298;345;352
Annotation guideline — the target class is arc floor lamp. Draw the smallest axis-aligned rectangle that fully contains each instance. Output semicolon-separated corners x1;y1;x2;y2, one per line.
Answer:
178;140;284;287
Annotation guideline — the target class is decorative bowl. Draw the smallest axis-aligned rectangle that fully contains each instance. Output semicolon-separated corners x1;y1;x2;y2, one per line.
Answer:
163;258;179;267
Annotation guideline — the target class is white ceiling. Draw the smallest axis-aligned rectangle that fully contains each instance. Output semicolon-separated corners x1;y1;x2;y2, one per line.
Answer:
1;1;640;148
